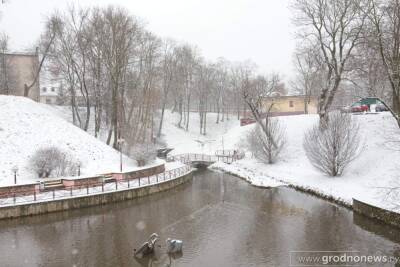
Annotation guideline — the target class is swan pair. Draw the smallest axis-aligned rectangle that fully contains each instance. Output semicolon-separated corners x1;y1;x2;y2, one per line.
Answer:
134;233;183;258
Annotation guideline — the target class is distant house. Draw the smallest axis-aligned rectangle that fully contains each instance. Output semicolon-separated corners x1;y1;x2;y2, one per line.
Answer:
261;95;318;116
0;52;40;101
40;85;59;105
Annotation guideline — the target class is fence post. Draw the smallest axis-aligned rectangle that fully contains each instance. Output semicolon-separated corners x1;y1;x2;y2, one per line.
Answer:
128;179;130;188
156;174;158;183
115;181;118;190
34;190;36;201
70;187;73;197
52;190;55;200
13;193;16;204
139;177;141;187
147;176;150;184
102;182;104;192
86;184;89;195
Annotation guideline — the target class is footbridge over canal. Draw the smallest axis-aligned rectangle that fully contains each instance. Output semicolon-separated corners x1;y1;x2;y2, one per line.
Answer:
167;150;245;168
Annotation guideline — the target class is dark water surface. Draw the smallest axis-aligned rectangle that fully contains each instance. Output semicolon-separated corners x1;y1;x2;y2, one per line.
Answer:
0;170;399;267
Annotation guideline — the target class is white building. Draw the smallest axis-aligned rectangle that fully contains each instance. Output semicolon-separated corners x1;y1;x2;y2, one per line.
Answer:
40;84;59;104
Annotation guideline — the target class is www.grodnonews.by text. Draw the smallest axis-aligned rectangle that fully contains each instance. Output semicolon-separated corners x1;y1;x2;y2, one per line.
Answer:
290;251;400;266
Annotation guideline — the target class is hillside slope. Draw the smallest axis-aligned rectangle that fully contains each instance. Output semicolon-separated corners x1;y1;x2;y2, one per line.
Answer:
0;96;136;185
163;110;400;212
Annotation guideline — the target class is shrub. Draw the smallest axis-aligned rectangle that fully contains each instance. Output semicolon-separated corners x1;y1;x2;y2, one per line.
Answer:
303;112;362;176
247;117;286;164
130;143;157;167
31;147;79;178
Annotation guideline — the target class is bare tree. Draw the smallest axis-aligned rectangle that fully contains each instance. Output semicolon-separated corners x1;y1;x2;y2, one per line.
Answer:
347;36;390;102
129;143;157;166
24;15;59;98
0;34;13;95
303;112;362;176
291;45;324;113
31;146;79;178
242;72;281;148
368;0;400;127
247;117;286;164
157;39;177;137
292;0;370;123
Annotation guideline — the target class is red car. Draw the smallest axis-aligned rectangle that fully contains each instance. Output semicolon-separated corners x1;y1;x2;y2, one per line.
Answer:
351;103;369;113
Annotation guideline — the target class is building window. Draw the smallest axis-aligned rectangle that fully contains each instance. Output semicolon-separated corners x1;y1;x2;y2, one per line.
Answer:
289;101;294;107
42;87;47;92
51;87;55;92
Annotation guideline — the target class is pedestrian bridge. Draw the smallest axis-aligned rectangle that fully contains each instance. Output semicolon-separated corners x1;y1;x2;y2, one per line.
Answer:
167;150;245;168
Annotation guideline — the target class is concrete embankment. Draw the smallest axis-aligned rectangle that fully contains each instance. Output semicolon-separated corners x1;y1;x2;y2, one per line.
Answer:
0;171;192;220
353;199;400;229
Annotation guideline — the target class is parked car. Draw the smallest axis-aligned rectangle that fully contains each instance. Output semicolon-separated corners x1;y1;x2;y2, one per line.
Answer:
351;103;369;113
376;103;389;112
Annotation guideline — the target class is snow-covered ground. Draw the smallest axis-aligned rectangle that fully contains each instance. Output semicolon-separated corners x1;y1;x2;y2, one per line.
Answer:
162;110;400;213
162;110;238;155
17;100;400;213
0;96;137;185
0;161;189;207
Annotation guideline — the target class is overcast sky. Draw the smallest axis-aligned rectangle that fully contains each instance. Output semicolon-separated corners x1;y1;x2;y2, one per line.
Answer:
0;0;295;79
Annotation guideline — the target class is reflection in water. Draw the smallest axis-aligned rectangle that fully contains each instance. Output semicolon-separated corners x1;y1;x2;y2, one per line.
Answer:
0;170;398;266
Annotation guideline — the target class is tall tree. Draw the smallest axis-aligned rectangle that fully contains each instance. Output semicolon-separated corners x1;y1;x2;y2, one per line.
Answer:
291;45;324;113
369;0;400;127
292;0;369;123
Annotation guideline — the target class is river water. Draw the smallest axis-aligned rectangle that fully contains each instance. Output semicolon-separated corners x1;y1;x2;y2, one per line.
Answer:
0;170;399;267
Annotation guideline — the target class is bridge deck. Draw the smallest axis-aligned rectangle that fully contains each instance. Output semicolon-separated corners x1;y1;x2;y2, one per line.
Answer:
167;151;244;166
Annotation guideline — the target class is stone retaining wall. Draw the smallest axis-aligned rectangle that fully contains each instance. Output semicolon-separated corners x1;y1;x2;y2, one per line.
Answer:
62;175;105;188
0;183;39;198
0;171;192;220
111;164;165;180
353;199;400;229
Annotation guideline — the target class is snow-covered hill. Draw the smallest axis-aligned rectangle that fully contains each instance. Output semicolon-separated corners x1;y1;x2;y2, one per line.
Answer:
0;96;136;185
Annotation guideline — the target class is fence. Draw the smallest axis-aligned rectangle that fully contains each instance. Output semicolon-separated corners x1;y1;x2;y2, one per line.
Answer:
0;164;191;207
0;151;245;207
167;151;245;165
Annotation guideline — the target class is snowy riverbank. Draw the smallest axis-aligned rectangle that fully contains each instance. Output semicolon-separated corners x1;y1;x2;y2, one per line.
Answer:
163;111;400;213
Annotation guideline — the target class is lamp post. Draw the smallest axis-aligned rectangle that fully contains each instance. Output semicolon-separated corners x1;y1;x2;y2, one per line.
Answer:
117;138;125;172
11;166;18;185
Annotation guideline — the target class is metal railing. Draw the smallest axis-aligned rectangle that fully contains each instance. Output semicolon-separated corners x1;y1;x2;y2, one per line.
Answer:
0;151;245;207
0;164;192;207
167;151;245;165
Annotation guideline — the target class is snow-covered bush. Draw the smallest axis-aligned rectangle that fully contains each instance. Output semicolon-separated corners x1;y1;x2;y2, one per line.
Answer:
303;112;362;176
247;118;286;164
31;147;79;178
130;143;157;166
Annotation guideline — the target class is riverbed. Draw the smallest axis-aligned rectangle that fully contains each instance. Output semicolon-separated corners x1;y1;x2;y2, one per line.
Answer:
0;170;398;266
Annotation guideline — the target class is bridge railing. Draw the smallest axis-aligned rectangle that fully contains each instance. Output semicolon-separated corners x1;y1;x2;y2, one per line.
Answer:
0;164;192;207
167;151;245;165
